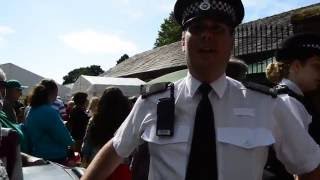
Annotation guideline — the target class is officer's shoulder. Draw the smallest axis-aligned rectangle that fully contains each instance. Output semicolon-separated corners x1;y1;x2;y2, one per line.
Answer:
140;82;174;99
241;81;278;98
273;84;290;95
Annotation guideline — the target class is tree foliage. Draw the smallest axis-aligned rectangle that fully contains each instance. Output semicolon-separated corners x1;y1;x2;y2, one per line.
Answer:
63;65;104;85
154;12;182;48
116;54;130;64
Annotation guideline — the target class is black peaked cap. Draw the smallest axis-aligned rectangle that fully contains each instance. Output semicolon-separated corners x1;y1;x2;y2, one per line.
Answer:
276;33;320;62
174;0;244;28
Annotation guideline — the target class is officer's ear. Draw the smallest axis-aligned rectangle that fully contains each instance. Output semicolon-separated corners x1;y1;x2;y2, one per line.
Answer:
181;31;186;52
290;59;303;74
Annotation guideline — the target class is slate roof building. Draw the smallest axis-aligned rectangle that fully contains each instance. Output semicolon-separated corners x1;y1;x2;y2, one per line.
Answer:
102;42;186;82
0;63;72;101
103;3;320;84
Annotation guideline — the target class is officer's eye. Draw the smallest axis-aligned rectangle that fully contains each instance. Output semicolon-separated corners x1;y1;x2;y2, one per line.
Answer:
211;24;225;33
187;24;203;34
186;22;227;35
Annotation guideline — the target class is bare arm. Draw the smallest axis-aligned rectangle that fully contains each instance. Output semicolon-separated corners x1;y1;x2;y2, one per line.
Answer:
21;152;47;166
298;166;320;180
81;139;123;180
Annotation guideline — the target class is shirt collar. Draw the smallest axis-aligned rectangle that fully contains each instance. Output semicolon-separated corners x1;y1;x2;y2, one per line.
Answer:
185;71;227;99
280;78;304;96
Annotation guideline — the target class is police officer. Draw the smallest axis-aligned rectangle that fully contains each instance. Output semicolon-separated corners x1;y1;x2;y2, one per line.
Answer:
82;0;320;179
266;33;320;129
265;33;320;180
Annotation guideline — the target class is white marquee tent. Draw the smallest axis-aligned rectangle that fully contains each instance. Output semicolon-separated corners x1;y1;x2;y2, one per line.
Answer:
71;75;145;98
0;63;71;101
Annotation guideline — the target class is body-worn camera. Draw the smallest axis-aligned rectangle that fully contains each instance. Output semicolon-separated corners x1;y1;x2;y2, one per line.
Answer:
140;82;175;137
156;97;175;137
156;83;175;137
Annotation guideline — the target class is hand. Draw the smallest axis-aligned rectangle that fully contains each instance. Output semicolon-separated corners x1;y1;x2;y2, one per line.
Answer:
21;152;48;167
25;158;48;166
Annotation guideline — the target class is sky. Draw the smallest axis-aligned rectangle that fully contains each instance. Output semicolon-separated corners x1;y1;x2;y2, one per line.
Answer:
0;0;319;84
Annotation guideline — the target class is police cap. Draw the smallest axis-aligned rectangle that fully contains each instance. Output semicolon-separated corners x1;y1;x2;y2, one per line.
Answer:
276;33;320;63
174;0;245;28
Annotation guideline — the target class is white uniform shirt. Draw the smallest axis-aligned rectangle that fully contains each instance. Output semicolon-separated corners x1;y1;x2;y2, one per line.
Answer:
278;79;312;129
113;73;320;180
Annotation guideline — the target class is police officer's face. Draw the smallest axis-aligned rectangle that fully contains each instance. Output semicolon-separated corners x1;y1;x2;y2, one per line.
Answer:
182;17;234;82
294;55;320;92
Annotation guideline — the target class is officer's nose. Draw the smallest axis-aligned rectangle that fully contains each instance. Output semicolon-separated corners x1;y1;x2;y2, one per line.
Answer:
200;27;214;41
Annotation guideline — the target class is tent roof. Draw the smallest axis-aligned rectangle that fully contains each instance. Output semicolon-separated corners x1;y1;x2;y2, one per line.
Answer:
80;75;145;86
64;83;74;89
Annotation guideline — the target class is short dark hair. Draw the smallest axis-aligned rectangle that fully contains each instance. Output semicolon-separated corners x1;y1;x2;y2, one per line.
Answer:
226;58;248;81
39;79;58;93
73;92;88;106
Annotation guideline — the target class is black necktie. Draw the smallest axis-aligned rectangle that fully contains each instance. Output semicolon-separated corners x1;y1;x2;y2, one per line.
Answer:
185;83;218;180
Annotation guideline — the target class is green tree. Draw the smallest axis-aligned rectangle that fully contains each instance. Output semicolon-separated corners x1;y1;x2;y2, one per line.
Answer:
116;54;130;64
63;65;104;85
154;12;182;48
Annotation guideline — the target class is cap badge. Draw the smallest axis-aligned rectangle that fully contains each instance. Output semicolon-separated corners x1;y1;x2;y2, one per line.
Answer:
301;44;320;50
199;0;211;11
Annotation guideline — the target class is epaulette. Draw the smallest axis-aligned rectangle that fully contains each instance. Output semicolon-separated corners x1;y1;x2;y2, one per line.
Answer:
273;85;290;95
242;81;278;98
274;85;305;104
141;82;173;99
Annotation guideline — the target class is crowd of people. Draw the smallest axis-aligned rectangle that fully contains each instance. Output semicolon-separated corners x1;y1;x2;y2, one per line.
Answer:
0;0;320;179
0;69;136;179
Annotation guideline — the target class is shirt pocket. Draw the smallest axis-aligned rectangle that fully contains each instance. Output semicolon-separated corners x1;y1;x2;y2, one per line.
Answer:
216;127;276;177
217;127;275;149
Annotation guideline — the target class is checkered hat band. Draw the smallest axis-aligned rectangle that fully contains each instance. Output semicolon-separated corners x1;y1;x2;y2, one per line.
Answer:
182;0;236;24
301;44;320;50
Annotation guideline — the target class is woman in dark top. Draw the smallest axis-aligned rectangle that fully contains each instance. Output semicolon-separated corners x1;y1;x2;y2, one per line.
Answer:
82;87;131;166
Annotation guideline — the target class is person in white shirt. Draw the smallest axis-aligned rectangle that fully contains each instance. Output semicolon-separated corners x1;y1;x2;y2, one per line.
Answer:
266;33;320;130
82;0;320;180
265;33;320;180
